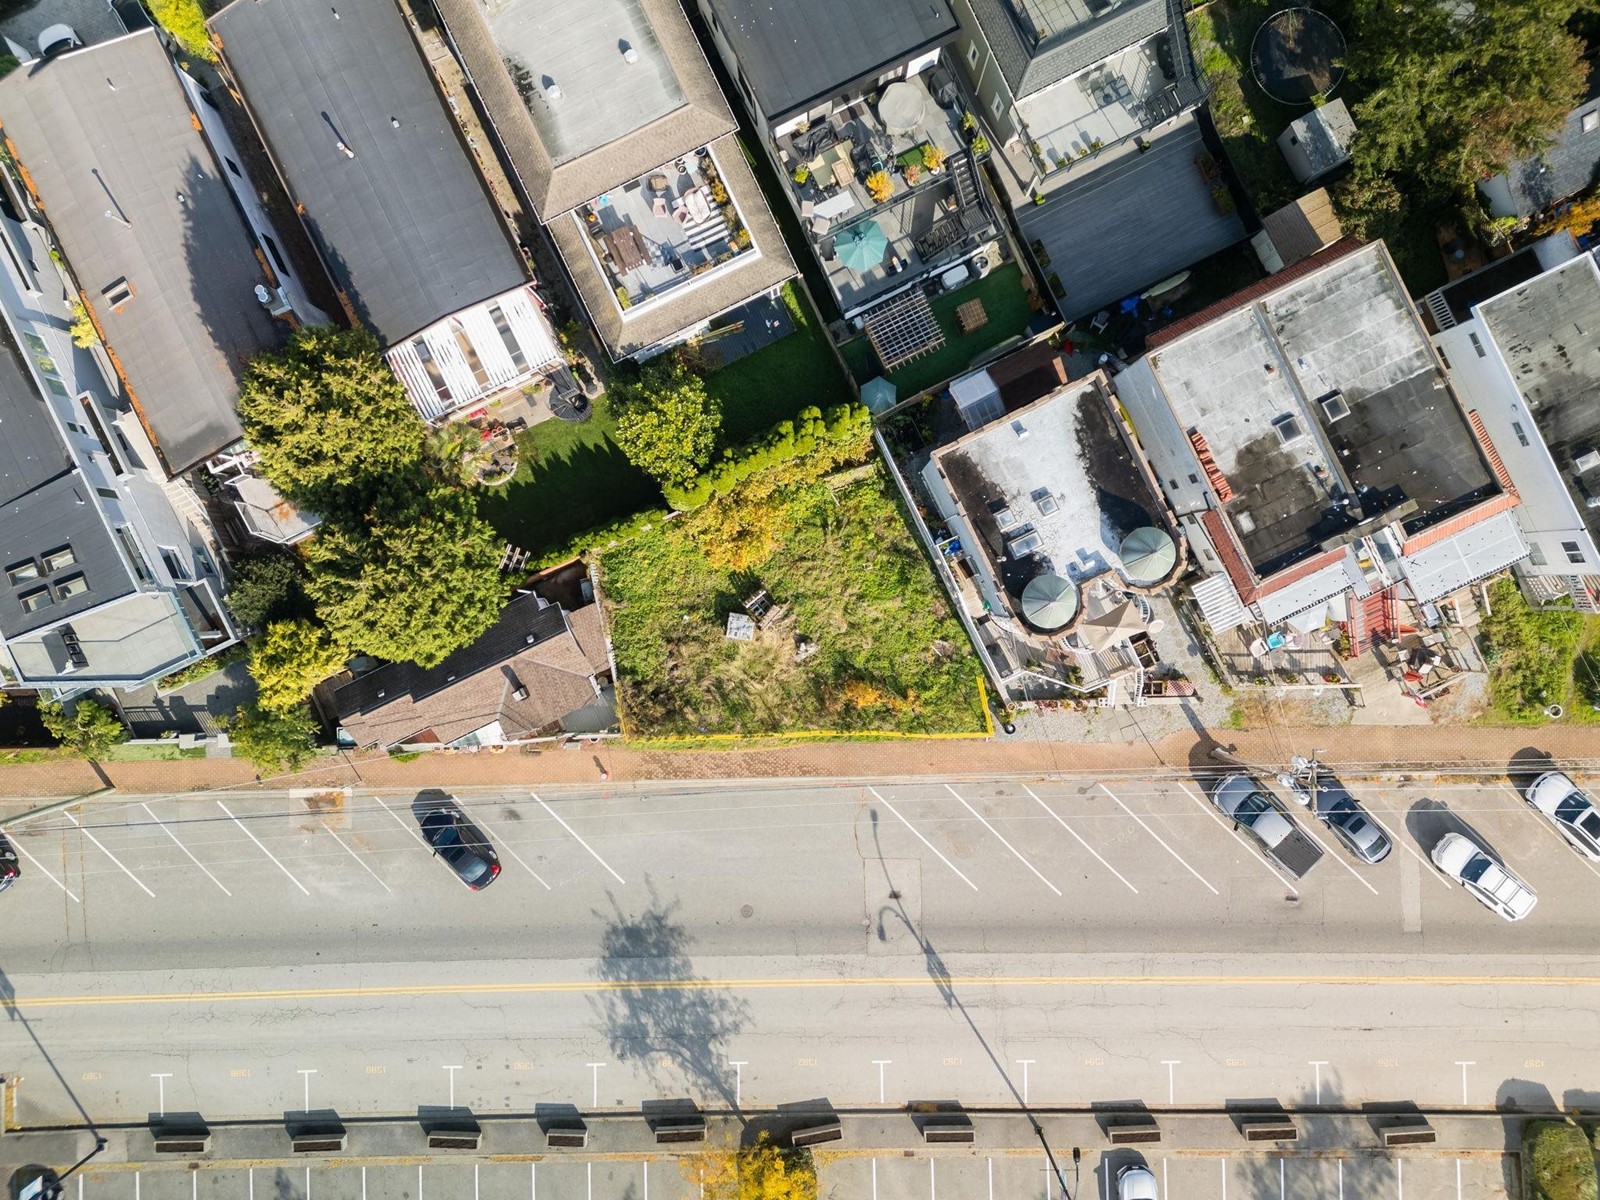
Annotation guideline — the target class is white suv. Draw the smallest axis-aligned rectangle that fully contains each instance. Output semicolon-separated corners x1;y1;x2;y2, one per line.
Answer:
1431;832;1537;921
1525;771;1600;860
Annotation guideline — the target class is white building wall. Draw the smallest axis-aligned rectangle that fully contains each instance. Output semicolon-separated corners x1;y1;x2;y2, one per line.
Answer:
1433;317;1600;576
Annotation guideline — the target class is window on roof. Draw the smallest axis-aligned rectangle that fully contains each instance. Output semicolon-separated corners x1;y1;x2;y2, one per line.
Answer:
6;560;39;585
1468;331;1486;358
41;546;75;573
488;303;528;372
45;376;68;397
19;586;53;613
54;573;88;600
1528;540;1547;567
102;277;133;308
990;93;1004;119
115;526;152;583
967;42;980;67
224;156;242;177
1563;540;1585;564
261;233;290;278
1272;413;1306;445
1512;421;1530;447
1585;110;1599;134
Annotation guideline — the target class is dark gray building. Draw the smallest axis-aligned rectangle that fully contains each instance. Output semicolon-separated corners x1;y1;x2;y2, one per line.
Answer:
0;28;286;474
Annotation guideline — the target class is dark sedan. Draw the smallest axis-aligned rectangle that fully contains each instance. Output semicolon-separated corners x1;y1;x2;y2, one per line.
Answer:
420;804;500;890
0;831;17;893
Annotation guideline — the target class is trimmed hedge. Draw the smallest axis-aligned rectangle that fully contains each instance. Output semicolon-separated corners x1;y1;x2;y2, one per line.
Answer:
664;403;872;510
1525;1121;1598;1200
532;507;672;570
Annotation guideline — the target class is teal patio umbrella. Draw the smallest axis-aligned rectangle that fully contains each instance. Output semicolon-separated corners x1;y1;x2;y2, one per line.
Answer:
836;220;889;272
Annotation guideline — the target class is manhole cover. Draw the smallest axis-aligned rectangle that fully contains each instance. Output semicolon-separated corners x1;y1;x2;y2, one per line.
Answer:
740;904;754;918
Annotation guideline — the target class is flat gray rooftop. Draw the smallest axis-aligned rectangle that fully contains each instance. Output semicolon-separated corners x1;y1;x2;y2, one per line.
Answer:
210;0;527;346
0;29;283;473
1019;117;1243;324
490;0;684;166
1478;254;1600;552
1151;242;1495;575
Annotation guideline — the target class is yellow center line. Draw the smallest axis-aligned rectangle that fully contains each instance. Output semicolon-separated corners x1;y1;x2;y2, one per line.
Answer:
12;972;1600;1009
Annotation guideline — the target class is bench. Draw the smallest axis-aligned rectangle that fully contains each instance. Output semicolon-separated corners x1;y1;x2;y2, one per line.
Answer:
1382;1121;1436;1147
290;1133;347;1154
152;1135;211;1154
922;1118;975;1144
546;1125;588;1149
790;1121;843;1148
654;1117;707;1144
427;1131;482;1150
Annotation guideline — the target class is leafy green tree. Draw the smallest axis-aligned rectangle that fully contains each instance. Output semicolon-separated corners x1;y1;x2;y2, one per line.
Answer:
304;485;506;668
149;0;214;59
227;702;318;774
1339;0;1589;222
684;1135;817;1200
39;699;127;759
249;619;349;713
610;360;722;490
225;552;313;631
238;326;424;511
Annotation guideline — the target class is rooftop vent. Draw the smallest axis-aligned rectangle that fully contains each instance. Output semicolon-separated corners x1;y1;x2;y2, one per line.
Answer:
1272;413;1306;445
1235;511;1256;534
102;277;132;307
621;43;639;64
1011;420;1028;439
1576;448;1600;473
1318;391;1350;423
545;83;562;101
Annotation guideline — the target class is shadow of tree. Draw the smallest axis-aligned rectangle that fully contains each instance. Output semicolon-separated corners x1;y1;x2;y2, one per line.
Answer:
589;882;750;1111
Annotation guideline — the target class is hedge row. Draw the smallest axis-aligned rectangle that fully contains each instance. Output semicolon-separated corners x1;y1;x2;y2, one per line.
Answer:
664;403;872;509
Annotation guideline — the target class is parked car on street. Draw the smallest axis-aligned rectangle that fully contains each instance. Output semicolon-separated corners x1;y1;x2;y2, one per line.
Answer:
0;831;18;893
1210;773;1323;878
1524;771;1600;860
1276;758;1392;864
1118;1164;1159;1200
1431;832;1536;921
420;803;500;890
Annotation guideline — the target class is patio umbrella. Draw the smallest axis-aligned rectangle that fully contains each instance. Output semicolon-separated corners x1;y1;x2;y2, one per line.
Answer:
836;220;889;272
1119;526;1177;585
1079;599;1148;652
1021;573;1079;633
860;376;898;414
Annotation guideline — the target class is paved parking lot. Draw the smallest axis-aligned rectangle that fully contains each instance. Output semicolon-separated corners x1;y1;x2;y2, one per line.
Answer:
4;777;1599;1126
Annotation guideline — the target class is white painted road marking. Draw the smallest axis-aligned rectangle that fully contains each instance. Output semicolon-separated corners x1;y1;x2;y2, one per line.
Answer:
373;796;434;849
1025;785;1138;893
1099;785;1218;894
467;812;552;890
945;785;1061;896
217;801;309;896
1292;817;1381;896
869;788;978;891
65;812;154;897
1176;782;1299;893
532;793;625;884
326;827;392;893
10;838;79;903
141;802;231;896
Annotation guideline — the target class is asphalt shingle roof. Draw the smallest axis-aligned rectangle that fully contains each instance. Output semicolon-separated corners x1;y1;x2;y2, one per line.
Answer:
210;0;528;346
703;0;958;122
0;29;283;473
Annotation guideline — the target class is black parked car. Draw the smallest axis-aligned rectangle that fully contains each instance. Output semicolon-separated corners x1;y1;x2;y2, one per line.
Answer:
420;804;500;890
0;831;19;893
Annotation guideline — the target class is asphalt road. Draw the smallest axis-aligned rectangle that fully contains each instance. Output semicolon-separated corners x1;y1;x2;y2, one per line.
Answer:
3;776;1598;1127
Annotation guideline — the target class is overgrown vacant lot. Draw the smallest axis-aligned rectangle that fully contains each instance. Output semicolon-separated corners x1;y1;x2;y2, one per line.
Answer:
598;470;986;738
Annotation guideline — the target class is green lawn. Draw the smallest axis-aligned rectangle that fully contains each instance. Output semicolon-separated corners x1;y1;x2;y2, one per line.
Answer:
599;468;987;738
1477;577;1600;725
477;395;664;556
839;263;1036;397
705;283;855;445
1523;1122;1598;1200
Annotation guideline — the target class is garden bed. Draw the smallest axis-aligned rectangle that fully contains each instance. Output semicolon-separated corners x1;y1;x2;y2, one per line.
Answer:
598;468;987;738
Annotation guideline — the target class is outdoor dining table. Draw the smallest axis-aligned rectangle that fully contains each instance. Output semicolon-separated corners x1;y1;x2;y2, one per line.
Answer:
602;225;650;274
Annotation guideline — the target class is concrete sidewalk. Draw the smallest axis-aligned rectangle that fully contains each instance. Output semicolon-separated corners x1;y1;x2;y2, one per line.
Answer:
0;724;1594;801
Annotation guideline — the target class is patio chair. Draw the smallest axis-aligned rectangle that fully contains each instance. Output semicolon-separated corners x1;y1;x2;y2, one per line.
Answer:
652;195;669;218
1090;309;1111;334
811;216;830;239
800;199;815;222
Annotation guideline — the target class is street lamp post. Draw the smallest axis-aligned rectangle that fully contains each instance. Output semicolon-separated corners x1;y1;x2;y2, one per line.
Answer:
10;1137;108;1200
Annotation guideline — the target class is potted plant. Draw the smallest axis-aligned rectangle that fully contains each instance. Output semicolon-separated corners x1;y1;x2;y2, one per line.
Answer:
922;144;945;173
970;133;990;156
904;163;921;185
960;110;977;136
792;165;810;185
865;169;893;203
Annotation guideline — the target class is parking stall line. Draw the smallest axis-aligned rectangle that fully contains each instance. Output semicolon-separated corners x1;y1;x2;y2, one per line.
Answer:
1023;785;1137;894
1098;784;1219;894
10;838;80;903
216;801;309;896
1502;783;1600;878
945;785;1061;896
65;812;154;898
868;788;978;891
532;793;626;885
1176;782;1300;892
373;797;435;848
1361;805;1453;890
140;802;231;896
466;813;552;890
325;827;392;893
1289;816;1380;896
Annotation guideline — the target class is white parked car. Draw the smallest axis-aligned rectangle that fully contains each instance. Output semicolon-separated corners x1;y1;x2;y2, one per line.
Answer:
1431;832;1537;921
1118;1164;1159;1200
1525;771;1600;860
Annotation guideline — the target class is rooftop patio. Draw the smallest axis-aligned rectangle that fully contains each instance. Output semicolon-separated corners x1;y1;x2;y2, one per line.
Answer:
1019;36;1189;170
1003;0;1132;46
572;146;756;313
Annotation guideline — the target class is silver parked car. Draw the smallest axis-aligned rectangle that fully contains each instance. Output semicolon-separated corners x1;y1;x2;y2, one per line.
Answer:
1525;771;1600;860
1118;1165;1159;1200
1431;832;1537;921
